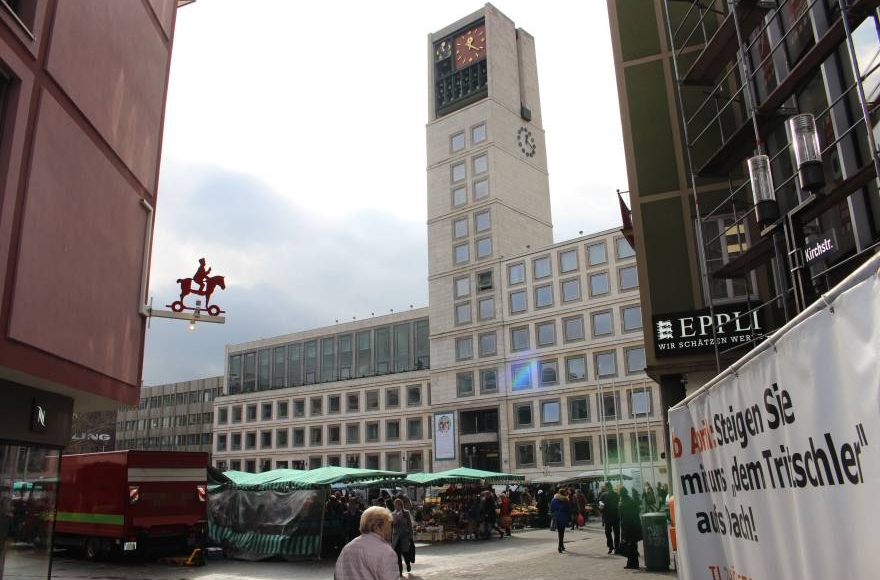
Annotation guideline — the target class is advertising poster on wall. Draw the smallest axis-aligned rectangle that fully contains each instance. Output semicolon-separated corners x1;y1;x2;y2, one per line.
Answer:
669;261;878;580
434;412;455;460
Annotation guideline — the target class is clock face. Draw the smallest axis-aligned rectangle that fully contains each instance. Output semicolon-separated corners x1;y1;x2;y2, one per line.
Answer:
517;127;536;158
454;23;486;70
435;39;452;62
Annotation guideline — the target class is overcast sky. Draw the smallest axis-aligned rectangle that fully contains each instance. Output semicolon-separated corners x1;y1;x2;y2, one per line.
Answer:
141;1;629;386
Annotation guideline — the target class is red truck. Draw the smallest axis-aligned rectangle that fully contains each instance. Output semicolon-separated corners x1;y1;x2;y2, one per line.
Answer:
52;450;208;560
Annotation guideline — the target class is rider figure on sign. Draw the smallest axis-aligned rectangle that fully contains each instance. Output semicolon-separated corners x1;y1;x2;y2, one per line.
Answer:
193;258;211;293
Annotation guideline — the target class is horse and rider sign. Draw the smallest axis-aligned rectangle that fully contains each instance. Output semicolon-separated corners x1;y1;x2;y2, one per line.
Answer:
143;257;227;327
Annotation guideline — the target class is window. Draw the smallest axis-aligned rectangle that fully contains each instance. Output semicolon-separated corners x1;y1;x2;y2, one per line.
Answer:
569;396;590;423
478;297;494;320
452;161;466;182
365;454;380;470
510;326;529;351
701;217;757;302
628;387;653;416
310;396;323;416
457;372;474;396
509;290;527;314
309;456;323;469
561;278;581;302
475;210;491;232
293;399;305;417
516;442;536;467
276;401;288;419
477;270;493;291
475;237;492;258
590;272;609;296
541;400;561;425
515;403;533;428
246;404;257;422
473;153;488;174
366;422;380;442
407;385;422;406
455;336;473;360
386;420;401;440
218;408;228;424
245;460;256;473
366;390;379;411
563;315;585;342
293;428;305;447
328;395;341;414
245;432;257;450
272;346;286;388
276;428;289;447
216;434;227;452
386;453;401;471
619;266;638;290
310;426;323;445
478;332;497;356
534;284;553;308
407;418;423;440
453;217;468;239
603;434;621;464
454;276;470;298
347;393;360;413
592;311;613;336
328;425;341;445
472;123;486;143
454;243;469;264
473;178;489;199
630;432;659;461
587;242;607;265
508;262;525;285
622;305;643;331
455;302;472;325
616;237;636;259
407;451;424;473
533;256;551;279
600;391;621;420
566;356;587;382
231;433;242;451
559;249;578;272
595;351;618;378
386;388;400;408
261;402;272;420
260;430;272;449
345;423;361;444
451;131;465;152
512;362;532;390
453;185;467;206
543;440;564;466
626;347;646;374
275;460;288;469
571;438;594;464
539;360;558;386
536;321;556;346
479;368;497;392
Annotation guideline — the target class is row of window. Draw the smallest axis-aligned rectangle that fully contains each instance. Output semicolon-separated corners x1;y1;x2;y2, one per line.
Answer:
137;387;221;410
217;450;427;474
514;430;661;468
120;432;213;448
119;413;214;431
216;384;426;424
452;207;493;264
227;319;430;394
455;346;647;396
216;418;429;451
450;122;486;155
450;151;489;210
507;237;636;286
510;388;654;430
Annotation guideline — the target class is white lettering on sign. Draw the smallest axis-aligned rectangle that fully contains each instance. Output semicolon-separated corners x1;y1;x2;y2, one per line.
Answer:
35;406;46;428
71;433;111;441
804;238;835;263
677;311;760;338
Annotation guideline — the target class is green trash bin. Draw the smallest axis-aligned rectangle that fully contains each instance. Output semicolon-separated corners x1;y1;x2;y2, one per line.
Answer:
640;512;670;571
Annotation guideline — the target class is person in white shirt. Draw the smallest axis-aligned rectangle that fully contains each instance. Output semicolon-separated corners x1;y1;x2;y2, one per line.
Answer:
334;506;399;580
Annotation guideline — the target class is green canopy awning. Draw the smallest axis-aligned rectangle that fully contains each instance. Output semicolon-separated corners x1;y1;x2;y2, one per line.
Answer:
230;466;407;491
559;470;633;485
407;467;524;486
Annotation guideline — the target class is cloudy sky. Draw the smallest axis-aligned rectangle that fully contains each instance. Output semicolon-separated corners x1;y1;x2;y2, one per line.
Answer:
141;1;629;386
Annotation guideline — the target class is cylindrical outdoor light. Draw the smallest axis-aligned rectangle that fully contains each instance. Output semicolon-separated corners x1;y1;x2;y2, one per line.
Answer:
788;113;825;192
748;154;779;227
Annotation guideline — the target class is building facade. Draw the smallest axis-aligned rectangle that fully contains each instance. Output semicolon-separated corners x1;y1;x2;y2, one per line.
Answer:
115;377;222;457
607;0;880;419
0;2;182;577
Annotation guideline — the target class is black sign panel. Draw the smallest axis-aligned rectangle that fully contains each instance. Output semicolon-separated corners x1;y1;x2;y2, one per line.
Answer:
652;303;764;357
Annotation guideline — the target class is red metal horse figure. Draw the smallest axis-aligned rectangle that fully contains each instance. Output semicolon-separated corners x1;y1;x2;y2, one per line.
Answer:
175;275;226;309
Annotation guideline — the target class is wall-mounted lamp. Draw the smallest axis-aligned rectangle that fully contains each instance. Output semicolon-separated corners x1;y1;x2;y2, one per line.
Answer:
788;113;825;193
748;154;779;227
188;300;201;331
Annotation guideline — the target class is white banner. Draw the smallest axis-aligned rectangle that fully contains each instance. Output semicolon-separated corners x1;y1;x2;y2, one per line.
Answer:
670;268;879;580
434;412;456;460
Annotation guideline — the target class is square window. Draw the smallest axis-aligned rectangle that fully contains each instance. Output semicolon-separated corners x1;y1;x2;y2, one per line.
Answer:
347;393;360;413
261;403;272;420
293;428;305;447
366;390;379;411
246;404;257;421
629;388;653;417
516;442;536;467
245;432;257;449
260;430;272;449
587;242;607;266
329;395;341;414
455;302;472;325
346;454;360;468
475;210;491;232
472;123;486;143
386;420;401;440
365;454;380;470
630;432;659;462
511;362;532;390
451;131;465;152
596;351;617;378
477;270;493;291
407;418;423;440
510;326;529;351
473;178;489;199
231;433;242;451
327;455;341;467
600;392;620;420
541;400;561;425
453;218;468;239
478;297;495;320
310;396;323;416
619;266;638;290
626;346;646;374
533;256;551;279
453;186;467;206
539;360;558;385
590;272;609;296
592;311;613;336
559;249;578;272
216;434;227;452
328;425;341;444
568;396;590;422
473;153;488;174
515;403;533;428
534;284;553;308
622;305;643;331
218;408;228;424
407;451;424;473
476;237;492;258
310;426;322;445
457;372;474;396
571;438;593;464
509;290;527;314
616;237;636;259
454;243;469;264
456;336;473;360
566;356;587;381
563;315;585;342
561;278;581;302
386;388;400;408
455;276;471;298
480;368;497;392
293;399;305;417
478;332;497;356
276;401;288;419
346;423;360;444
543;440;564;465
508;262;525;285
407;385;422;406
452;162;466;182
536;321;556;346
366;422;380;442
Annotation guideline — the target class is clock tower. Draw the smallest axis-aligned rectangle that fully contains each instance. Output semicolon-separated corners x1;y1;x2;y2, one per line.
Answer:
426;4;552;470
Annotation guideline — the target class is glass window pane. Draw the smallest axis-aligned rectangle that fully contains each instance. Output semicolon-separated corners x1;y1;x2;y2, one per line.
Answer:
539;360;558;385
479;332;497;356
626;347;646;373
472;123;486;143
476;237;492;258
453;186;467;206
457;372;474;396
616;237;636;258
622;305;642;330
563;316;585;341
559;249;578;272
535;285;553;308
566;356;586;381
509;290;527;313
516;404;532;427
453;218;468;239
451;132;465;152
480;368;497;392
473;153;488;174
478;297;494;320
587;242;607;265
475;210;491;232
456;337;473;360
454;244;469;264
569;397;589;422
541;401;561;424
508;263;524;284
511;327;529;351
590;272;609;295
512;363;531;390
536;321;555;346
596;352;617;378
452;162;466;182
562;278;581;302
592;311;612;336
455;302;472;324
455;276;470;298
619;266;638;289
533;256;551;279
473;178;489;199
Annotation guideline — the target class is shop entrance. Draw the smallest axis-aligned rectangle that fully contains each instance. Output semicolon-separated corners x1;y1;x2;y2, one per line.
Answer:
460;443;500;472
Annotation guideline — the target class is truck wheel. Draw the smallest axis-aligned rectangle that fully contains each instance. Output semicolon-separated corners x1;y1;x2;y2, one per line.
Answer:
84;538;102;561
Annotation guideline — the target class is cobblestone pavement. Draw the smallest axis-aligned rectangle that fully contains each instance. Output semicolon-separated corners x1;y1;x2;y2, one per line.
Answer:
12;521;678;580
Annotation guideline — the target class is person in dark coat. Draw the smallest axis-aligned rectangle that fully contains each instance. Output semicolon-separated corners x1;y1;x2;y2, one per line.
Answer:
341;499;363;543
599;483;620;554
479;490;504;540
549;488;572;553
391;498;415;575
619;488;642;569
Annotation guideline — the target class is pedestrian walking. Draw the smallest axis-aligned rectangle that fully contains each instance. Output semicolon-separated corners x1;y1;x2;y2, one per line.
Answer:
574;489;587;529
499;491;512;536
620;488;642;569
391;498;415;576
598;483;620;554
480;490;504;540
549;488;572;553
334;506;399;580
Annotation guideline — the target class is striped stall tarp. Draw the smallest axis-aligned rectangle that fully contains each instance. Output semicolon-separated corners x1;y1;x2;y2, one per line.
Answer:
208;521;320;559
